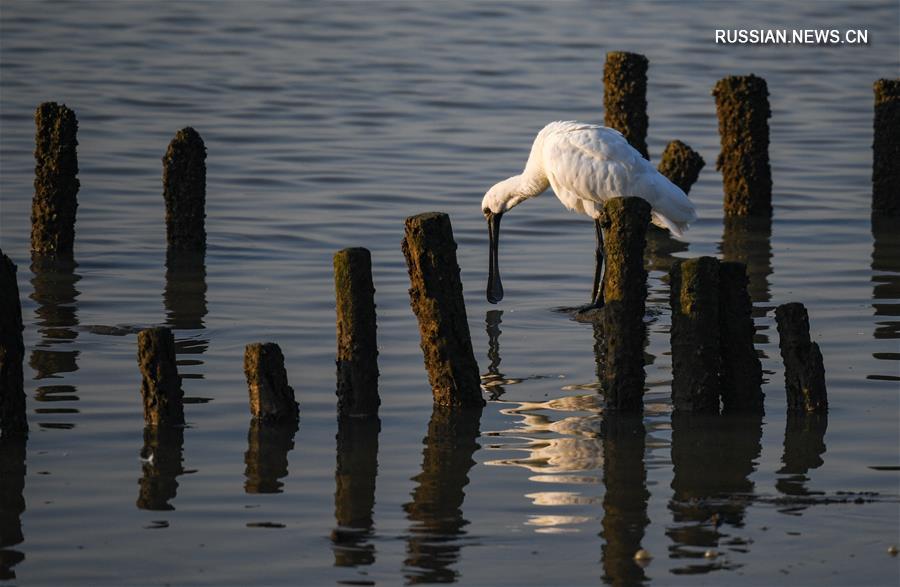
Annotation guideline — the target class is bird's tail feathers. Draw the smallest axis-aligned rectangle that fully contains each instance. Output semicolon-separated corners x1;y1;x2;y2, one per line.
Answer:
644;172;697;238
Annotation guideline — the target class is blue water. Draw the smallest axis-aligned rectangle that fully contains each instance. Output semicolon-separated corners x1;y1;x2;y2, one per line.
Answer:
1;1;898;585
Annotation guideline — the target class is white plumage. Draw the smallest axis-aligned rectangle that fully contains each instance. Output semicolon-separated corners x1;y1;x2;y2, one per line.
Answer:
482;120;696;234
481;121;698;305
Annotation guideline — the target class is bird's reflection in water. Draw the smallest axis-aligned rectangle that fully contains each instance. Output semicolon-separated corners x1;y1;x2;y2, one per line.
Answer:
600;414;650;587
404;405;482;584
871;214;900;344
720;216;774;346
0;438;26;580
481;310;505;399
776;412;827;501
667;412;762;574
30;255;81;429
332;416;379;567
163;250;208;383
244;419;297;494
136;426;186;511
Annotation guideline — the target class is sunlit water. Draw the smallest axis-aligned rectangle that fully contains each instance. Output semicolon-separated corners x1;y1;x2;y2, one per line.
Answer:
1;1;898;585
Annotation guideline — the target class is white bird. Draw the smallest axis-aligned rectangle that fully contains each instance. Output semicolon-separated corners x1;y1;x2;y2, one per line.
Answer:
481;121;697;308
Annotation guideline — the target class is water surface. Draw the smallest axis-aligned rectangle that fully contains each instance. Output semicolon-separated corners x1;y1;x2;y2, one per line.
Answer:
1;1;898;585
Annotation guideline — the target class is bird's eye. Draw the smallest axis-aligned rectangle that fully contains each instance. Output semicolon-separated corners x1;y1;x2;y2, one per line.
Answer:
482;208;491;216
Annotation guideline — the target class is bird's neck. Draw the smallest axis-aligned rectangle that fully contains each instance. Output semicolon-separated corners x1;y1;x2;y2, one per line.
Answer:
507;146;550;203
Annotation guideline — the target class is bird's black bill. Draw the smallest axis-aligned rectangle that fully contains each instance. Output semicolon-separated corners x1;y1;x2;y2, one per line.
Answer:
487;212;504;304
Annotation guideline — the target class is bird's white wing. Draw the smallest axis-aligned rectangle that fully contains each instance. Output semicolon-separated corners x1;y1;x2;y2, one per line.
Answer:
543;125;696;233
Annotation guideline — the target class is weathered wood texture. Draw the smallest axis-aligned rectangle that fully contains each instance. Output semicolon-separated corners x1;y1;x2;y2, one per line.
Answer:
32;102;79;256
604;51;649;159
334;248;379;417
713;75;772;217
402;212;483;407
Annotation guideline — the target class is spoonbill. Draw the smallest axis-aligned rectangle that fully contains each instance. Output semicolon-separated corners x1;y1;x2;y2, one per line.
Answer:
481;121;696;308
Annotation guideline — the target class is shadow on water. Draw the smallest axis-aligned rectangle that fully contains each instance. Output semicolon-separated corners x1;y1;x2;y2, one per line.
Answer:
331;416;379;567
29;255;81;430
404;405;482;585
667;412;762;575
776;412;828;502
600;414;649;587
0;438;26;580
163;250;209;384
136;426;187;511
871;216;900;383
244;419;297;494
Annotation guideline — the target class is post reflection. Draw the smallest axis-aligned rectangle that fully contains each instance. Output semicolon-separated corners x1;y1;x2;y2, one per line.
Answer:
776;412;827;499
29;255;81;429
136;426;185;511
482;310;505;399
163;250;208;381
720;216;773;306
0;438;26;580
600;414;649;587
871;215;900;341
332;416;380;567
667;413;762;574
404;405;482;584
244;419;297;494
645;224;690;275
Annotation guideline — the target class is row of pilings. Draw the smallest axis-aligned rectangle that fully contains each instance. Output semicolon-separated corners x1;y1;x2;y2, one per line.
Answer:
2;65;898;436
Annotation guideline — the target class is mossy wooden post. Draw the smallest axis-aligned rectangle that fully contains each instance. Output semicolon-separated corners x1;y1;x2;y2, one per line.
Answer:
596;197;651;412
163;127;206;251
334;248;379;417
137;327;184;427
244;342;299;422
603;52;649;159
402;212;483;408
31;102;79;256
873;79;899;216
0;252;27;439
774;303;827;413
669;257;721;413
718;262;763;412
658;140;705;195
713;75;772;217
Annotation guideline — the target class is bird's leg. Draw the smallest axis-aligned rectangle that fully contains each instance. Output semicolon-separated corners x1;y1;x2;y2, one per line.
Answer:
589;219;605;308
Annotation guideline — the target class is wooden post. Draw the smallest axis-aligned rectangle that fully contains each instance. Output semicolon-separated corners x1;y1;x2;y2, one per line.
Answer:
596;197;651;411
718;262;764;412
604;51;649;159
774;303;827;413
0;252;27;439
243;342;299;422
163;127;207;251
402;212;483;408
713;75;772;217
873;79;899;216
333;248;379;417
31;102;79;256
601;197;651;318
669;257;721;413
657;140;705;195
137;327;184;427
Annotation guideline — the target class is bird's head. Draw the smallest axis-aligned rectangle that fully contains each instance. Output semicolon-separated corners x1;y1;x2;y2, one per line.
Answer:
481;176;520;216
